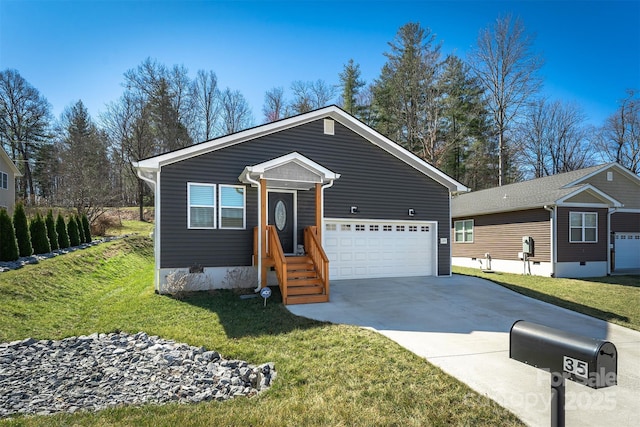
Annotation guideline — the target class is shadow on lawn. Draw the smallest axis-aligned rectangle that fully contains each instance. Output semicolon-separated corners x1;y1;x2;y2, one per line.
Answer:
488;280;630;325
178;286;328;339
582;275;640;288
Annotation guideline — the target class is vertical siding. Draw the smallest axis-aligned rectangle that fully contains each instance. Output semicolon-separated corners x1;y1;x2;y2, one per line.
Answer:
451;209;551;262
556;207;608;262
160;119;451;275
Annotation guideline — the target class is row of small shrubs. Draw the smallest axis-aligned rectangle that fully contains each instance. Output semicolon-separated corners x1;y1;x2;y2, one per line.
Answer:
0;203;92;262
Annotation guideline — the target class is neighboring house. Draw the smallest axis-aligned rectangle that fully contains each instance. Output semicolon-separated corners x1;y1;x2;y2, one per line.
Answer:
451;163;640;278
0;146;21;214
134;106;467;304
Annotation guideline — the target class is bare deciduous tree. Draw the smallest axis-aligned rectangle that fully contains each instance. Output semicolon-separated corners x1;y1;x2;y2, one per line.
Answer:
468;14;543;185
596;90;640;174
517;98;593;178
263;86;288;123
219;88;253;134
192;69;220;141
0;69;52;201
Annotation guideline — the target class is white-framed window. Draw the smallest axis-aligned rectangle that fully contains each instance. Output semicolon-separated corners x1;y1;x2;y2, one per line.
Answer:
188;183;216;229
219;185;245;229
569;212;597;243
454;219;474;243
0;171;7;190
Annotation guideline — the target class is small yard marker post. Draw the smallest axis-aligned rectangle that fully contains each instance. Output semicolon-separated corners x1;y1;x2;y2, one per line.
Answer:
260;287;272;307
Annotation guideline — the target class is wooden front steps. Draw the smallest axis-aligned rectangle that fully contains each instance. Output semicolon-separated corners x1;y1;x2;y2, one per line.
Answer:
284;255;329;305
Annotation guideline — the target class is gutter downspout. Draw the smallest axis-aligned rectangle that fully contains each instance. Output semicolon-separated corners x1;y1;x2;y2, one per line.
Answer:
320;180;335;242
136;167;160;291
243;171;263;293
608;207;618;275
544;205;556;278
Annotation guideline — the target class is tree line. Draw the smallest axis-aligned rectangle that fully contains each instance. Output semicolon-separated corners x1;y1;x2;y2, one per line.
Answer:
1;16;638;222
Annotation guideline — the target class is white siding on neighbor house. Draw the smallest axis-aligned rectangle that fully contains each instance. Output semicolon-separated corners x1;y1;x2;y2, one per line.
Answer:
452;257;553;277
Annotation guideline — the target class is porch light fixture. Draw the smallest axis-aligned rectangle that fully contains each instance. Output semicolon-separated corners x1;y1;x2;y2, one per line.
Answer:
408;208;415;216
350;206;359;214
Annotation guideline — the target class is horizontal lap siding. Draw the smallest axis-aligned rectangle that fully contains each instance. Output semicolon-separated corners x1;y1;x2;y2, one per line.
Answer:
611;212;640;232
556;207;608;262
160;119;451;274
451;209;551;262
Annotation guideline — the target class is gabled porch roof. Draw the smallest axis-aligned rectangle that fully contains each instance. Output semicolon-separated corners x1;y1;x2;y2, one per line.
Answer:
239;152;340;190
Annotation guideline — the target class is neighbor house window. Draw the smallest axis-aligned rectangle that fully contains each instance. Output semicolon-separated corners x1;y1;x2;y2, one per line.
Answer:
188;183;216;229
454;220;474;243
569;212;597;243
219;185;245;229
0;172;7;190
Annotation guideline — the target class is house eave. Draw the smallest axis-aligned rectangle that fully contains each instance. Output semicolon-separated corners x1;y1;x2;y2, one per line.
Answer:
133;105;467;194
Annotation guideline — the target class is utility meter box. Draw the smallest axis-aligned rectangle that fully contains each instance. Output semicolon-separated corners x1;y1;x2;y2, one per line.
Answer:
522;236;534;256
510;320;617;389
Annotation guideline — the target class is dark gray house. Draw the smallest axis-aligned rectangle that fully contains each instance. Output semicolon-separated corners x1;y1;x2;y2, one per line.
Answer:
134;106;467;304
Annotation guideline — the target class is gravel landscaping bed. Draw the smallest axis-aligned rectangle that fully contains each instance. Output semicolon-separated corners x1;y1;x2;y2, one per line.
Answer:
0;332;275;418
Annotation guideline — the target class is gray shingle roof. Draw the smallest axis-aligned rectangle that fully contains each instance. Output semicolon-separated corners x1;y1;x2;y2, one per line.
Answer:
452;164;613;217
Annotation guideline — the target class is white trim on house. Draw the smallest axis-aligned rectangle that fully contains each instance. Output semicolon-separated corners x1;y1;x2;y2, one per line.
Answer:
133;106;467;193
555;184;622;207
0;147;21;176
187;183;217;230
566;162;640;187
219;184;247;230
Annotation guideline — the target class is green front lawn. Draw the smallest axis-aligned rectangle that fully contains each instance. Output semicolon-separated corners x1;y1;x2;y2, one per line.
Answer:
452;266;640;331
0;231;522;426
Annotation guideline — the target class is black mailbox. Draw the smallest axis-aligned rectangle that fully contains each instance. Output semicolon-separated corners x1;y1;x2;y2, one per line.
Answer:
510;320;617;389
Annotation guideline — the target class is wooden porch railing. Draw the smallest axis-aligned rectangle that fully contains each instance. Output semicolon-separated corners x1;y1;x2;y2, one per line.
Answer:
304;226;330;300
266;225;288;303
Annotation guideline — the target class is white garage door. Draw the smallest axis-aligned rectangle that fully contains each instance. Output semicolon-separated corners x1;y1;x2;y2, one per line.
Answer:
615;233;640;269
324;219;435;280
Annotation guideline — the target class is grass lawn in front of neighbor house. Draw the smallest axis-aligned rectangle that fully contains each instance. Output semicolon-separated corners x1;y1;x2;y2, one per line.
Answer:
452;266;640;331
0;228;523;426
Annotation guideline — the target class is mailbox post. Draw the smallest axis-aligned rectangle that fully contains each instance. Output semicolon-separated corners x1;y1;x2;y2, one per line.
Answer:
510;320;617;427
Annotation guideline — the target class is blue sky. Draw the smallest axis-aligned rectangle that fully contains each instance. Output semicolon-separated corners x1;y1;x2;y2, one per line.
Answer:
1;0;638;128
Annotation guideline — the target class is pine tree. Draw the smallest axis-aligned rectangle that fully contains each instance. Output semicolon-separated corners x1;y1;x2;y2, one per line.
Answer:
0;209;19;261
81;214;92;243
68;216;80;247
13;203;32;257
30;213;51;255
339;59;365;116
76;215;85;244
56;213;70;249
46;210;59;251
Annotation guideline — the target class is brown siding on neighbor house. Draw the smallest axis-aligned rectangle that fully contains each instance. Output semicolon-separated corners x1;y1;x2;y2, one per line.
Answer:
586;169;640;209
611;212;640;232
556;207;608;262
451;208;551;262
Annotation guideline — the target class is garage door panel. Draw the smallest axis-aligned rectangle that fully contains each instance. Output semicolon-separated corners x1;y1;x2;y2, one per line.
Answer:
615;233;640;269
324;220;434;280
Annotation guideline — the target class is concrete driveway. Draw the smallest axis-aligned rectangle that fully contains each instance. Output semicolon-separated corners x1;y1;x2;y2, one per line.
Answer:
287;275;640;427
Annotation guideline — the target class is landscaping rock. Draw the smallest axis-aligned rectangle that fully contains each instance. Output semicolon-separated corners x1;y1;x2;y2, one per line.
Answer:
0;237;121;273
0;332;275;418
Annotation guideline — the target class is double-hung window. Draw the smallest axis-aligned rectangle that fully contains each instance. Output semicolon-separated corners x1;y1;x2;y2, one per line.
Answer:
454;219;474;243
0;171;7;190
219;185;245;229
188;183;216;229
569;212;597;243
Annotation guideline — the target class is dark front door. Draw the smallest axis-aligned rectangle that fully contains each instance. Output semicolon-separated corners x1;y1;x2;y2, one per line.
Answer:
268;192;295;253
